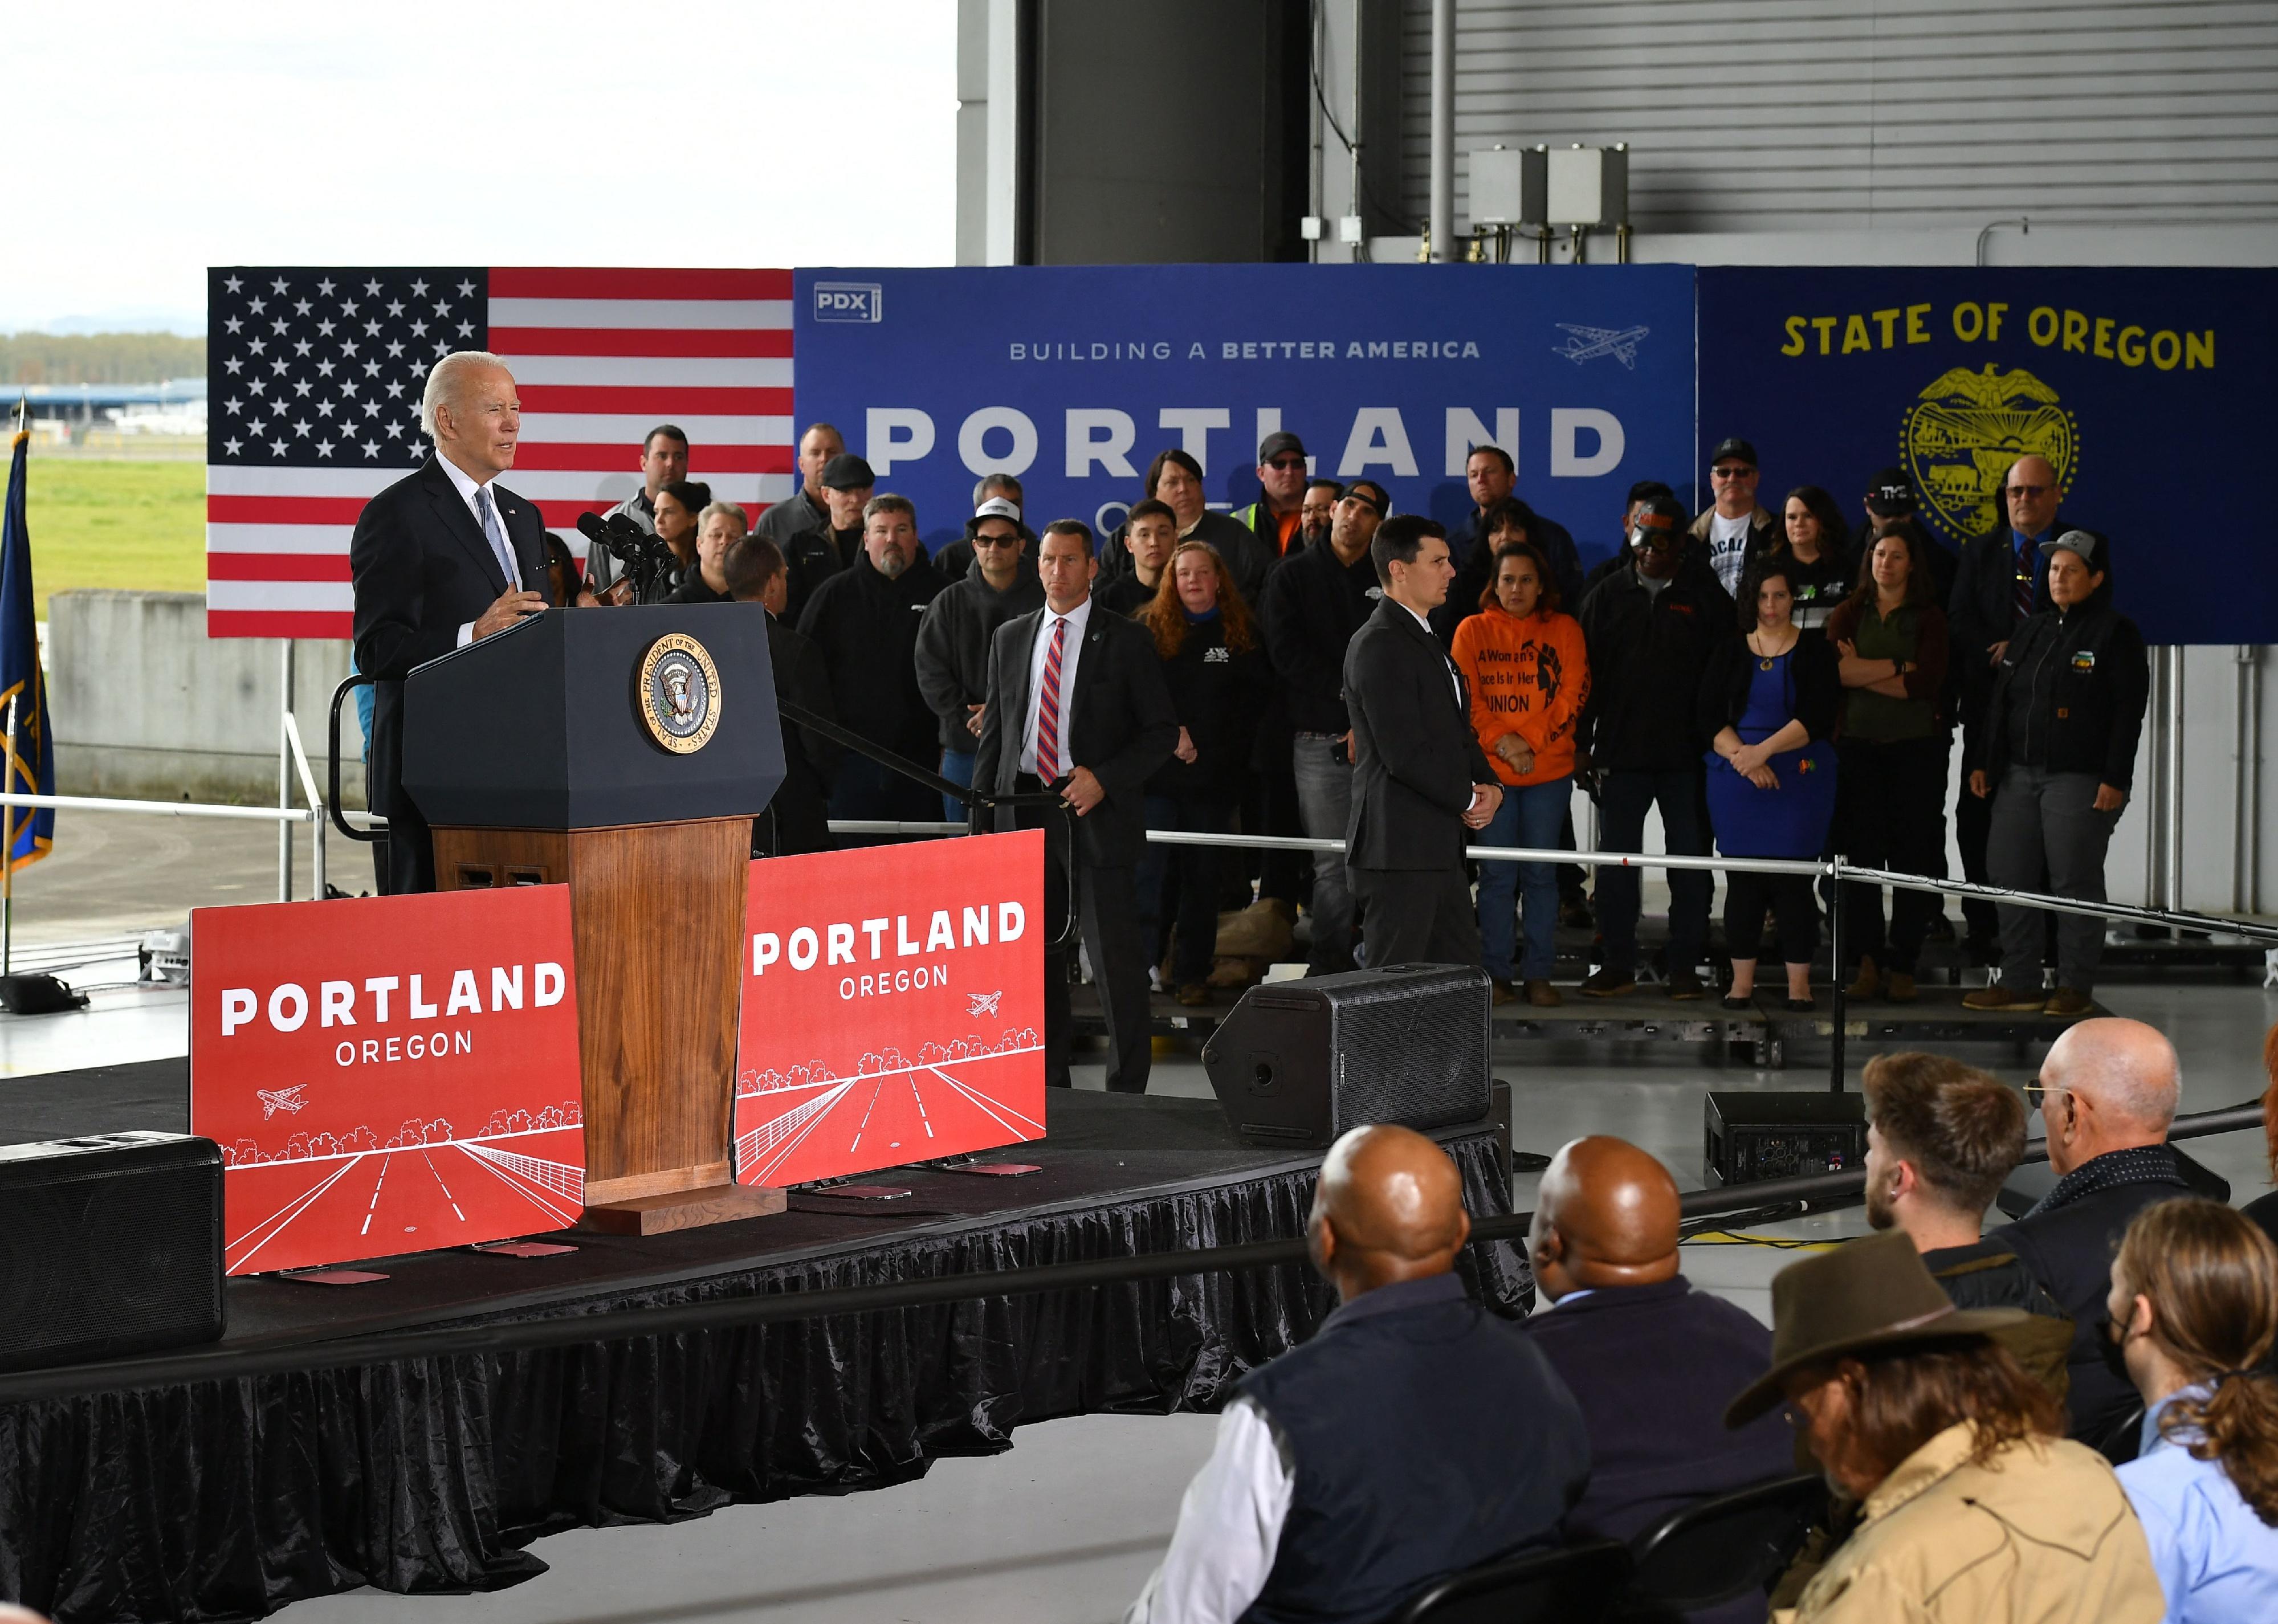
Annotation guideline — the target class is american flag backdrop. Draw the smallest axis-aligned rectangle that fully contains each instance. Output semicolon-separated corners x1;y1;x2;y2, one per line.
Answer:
205;267;794;638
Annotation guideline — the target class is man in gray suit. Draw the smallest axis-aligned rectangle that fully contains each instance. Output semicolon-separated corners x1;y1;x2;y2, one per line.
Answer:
977;520;1177;1091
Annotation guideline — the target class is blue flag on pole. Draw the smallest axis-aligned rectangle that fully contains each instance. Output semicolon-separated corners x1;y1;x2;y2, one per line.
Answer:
0;420;54;870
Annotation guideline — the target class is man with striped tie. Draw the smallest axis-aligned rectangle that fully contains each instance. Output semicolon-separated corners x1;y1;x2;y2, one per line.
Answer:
350;350;551;893
977;520;1179;1091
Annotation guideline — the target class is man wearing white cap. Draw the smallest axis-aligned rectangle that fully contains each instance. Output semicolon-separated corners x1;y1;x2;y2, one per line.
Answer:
915;497;1045;821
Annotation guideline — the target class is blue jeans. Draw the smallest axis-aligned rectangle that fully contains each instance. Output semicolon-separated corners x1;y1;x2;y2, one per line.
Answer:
1476;776;1572;981
1290;733;1356;973
939;748;976;823
1596;768;1711;978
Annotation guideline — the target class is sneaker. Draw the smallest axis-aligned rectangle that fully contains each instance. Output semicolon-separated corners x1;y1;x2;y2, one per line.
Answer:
1526;978;1563;1007
1844;956;1881;999
1962;985;2043;1010
1666;967;1708;1001
1580;968;1636;999
1175;982;1213;1008
1885;971;1918;1004
2043;987;2094;1018
1491;978;1521;1007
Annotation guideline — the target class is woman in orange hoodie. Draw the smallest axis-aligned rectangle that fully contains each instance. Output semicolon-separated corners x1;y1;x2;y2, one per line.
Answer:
1452;541;1590;1006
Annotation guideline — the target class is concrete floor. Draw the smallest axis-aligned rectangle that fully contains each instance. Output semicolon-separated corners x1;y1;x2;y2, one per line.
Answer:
7;820;2275;1624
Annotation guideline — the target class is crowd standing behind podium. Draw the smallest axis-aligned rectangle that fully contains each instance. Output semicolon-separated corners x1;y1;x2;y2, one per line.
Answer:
336;357;2272;1623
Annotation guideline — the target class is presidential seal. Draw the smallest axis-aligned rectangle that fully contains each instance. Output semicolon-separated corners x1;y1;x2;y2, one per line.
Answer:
636;633;721;754
1901;364;2080;544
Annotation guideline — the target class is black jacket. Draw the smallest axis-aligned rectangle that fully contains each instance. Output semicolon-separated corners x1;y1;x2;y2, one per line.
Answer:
349;456;549;891
758;614;840;858
1948;517;2070;735
753;487;830;550
1144;614;1274;800
1094;572;1158;618
665;573;726;605
1978;582;2149;789
1525;1278;1794;1544
1697;629;1841;744
1921;1237;2079;1406
976;601;1179;868
914;569;1046;752
1577;570;1735;772
1263;540;1379;734
794;549;945;764
1437;501;1584;644
1102;510;1272;607
781;525;859;625
1343;599;1494;873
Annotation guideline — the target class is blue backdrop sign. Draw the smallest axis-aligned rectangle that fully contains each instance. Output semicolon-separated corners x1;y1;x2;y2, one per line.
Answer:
793;264;1696;573
1697;267;2276;644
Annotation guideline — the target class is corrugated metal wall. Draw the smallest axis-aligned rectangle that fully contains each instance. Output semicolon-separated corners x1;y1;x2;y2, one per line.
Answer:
1399;0;2278;233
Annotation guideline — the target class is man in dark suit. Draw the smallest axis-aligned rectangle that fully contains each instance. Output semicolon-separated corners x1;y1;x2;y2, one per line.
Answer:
350;350;549;893
1342;515;1501;968
977;520;1177;1092
723;533;840;858
1526;1136;1792;1565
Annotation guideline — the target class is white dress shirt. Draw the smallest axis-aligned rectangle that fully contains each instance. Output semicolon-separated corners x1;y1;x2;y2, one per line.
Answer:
437;453;516;648
1124;1398;1295;1624
1019;596;1093;778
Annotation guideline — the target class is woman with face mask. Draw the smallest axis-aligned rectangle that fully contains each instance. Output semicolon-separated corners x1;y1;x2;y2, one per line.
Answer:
2108;1198;2278;1623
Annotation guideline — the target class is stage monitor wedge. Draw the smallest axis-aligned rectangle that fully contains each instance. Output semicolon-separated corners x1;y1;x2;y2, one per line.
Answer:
1202;965;1494;1148
0;1132;225;1372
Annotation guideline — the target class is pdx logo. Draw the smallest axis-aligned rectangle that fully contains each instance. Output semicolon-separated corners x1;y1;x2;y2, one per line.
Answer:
813;281;884;323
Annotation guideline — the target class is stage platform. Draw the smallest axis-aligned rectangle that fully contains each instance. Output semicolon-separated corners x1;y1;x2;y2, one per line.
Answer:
0;1059;1520;1622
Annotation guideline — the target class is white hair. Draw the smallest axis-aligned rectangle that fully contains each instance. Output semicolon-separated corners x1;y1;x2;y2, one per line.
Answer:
698;501;749;534
420;350;511;439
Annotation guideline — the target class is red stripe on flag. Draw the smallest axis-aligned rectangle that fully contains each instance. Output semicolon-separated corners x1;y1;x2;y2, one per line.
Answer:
488;327;793;357
517;385;792;415
207;495;370;524
206;610;354;639
489;267;794;300
206;553;351;582
512;443;788;474
533;499;622;527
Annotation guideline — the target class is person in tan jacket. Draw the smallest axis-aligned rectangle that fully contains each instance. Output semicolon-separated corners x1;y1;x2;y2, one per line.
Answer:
1728;1229;2163;1623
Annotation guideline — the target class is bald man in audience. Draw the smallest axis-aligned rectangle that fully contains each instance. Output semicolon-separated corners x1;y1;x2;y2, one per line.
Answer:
1126;1125;1588;1624
1525;1137;1792;1555
1991;1016;2187;1443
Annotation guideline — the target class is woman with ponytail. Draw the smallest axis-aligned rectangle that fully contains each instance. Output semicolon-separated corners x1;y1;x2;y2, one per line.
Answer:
2108;1197;2278;1621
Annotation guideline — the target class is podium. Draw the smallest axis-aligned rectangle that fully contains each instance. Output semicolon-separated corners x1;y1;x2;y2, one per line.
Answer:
403;606;788;1234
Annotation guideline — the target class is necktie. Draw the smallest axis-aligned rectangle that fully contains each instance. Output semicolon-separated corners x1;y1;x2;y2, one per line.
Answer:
474;486;519;590
2013;537;2035;624
1036;617;1068;781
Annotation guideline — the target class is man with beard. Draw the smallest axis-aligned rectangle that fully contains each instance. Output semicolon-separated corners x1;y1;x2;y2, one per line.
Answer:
796;493;944;828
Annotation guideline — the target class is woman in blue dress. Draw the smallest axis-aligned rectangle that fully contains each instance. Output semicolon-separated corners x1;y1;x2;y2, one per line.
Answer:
1699;558;1840;1009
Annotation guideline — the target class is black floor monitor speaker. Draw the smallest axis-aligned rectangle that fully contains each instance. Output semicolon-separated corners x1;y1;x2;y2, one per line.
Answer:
0;1131;226;1372
1201;965;1493;1146
1705;1092;1867;1186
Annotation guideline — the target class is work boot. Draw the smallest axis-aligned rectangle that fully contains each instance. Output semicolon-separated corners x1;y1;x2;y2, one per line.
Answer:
1579;967;1636;998
1175;982;1213;1008
2043;987;2094;1018
1845;956;1881;999
1962;983;2043;1010
1491;978;1521;1007
1885;970;1918;1003
1526;978;1563;1007
1666;966;1708;1001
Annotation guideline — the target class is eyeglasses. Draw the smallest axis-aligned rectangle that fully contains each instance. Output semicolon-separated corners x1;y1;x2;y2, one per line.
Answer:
1264;456;1307;472
2006;484;2051;500
1711;465;1754;479
2022;1082;2071;1113
971;532;1019;548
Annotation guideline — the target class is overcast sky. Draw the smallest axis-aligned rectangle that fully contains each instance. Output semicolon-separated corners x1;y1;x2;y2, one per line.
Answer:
6;1;957;333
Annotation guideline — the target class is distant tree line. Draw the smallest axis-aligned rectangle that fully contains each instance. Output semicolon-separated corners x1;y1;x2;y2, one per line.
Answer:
2;333;206;385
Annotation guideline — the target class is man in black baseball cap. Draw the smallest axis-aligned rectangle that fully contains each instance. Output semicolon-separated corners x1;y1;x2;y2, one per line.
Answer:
1240;430;1312;558
1691;436;1775;598
779;452;876;619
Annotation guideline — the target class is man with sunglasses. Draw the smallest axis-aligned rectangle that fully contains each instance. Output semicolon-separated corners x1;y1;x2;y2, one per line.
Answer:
916;497;1045;822
1238;431;1313;558
1575;496;1734;999
1949;455;2082;960
1992;1017;2187;1444
1689;436;1778;597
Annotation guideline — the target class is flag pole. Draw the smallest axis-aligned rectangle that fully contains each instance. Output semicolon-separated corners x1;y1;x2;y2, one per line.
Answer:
3;691;18;976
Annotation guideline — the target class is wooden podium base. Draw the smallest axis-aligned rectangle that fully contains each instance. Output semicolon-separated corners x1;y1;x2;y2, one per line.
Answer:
578;1182;788;1237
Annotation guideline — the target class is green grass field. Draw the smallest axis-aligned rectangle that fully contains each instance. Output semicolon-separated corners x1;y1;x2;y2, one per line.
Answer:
20;457;206;619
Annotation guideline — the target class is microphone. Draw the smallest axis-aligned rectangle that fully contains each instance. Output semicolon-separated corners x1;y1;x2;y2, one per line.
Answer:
574;511;610;546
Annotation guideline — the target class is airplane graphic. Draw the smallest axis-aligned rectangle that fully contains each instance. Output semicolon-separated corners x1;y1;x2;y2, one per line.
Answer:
256;1085;309;1119
1552;323;1649;369
965;990;1003;1018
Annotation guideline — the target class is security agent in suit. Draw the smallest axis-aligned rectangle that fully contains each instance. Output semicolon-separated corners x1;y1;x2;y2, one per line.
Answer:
976;521;1178;1092
1343;516;1502;968
350;351;549;894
